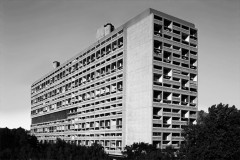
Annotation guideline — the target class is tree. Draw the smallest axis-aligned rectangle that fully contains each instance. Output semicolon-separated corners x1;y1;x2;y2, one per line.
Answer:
0;128;111;160
196;110;208;124
122;142;157;159
179;103;240;160
122;142;176;160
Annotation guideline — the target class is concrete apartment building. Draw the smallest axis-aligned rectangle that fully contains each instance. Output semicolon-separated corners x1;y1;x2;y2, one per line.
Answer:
30;8;198;155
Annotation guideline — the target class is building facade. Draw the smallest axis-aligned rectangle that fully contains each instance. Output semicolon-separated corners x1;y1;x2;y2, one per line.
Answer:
30;8;198;155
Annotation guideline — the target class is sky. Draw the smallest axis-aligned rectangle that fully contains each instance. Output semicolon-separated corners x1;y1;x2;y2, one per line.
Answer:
0;0;239;130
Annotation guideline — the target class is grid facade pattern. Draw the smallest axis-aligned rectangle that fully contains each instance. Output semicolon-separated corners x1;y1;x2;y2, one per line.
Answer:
30;8;198;154
151;14;198;148
31;29;124;154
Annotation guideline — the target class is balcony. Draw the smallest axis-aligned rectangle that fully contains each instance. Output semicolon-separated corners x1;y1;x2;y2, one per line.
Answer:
162;112;172;116
154;31;162;37
163;58;171;63
182;86;189;90
106;45;111;55
190;81;197;87
182;55;189;60
152;136;162;141
170;80;181;86
154;48;162;55
190;38;198;46
112;41;118;51
117;59;123;70
181;101;188;105
190;28;198;40
172;120;187;125
164;19;172;32
153;73;162;86
154;23;162;37
163;67;172;80
189;114;197;118
118;37;123;48
153;65;163;74
153;90;162;103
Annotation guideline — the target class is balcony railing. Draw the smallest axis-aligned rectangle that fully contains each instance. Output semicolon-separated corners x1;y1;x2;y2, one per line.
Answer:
163;99;171;104
163;75;171;79
190;65;197;69
154;31;162;37
163;58;171;63
190;103;196;107
153;98;162;102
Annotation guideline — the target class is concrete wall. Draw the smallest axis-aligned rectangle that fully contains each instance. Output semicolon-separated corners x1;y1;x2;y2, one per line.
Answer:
124;14;153;145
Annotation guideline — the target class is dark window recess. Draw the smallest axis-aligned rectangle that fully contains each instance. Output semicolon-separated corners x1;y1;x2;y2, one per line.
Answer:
173;22;180;27
154;65;162;70
182;63;189;68
173;61;180;66
182;25;189;30
32;110;68;124
173;53;180;58
190;50;197;55
173;37;180;42
173;30;180;35
154;56;162;61
154;15;162;21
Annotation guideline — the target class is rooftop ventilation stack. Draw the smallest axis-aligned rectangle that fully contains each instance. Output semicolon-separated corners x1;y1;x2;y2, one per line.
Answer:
96;23;114;41
53;61;60;69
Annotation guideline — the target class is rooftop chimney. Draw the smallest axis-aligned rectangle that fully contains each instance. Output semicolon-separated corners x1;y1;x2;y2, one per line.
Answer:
104;23;114;36
53;61;60;69
96;23;114;41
